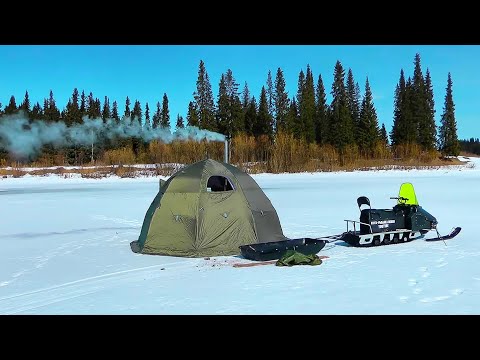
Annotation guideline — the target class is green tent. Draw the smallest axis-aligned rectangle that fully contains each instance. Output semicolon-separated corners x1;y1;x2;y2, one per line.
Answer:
130;159;286;257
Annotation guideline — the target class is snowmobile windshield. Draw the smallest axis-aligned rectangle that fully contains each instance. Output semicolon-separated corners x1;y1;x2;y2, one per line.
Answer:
398;182;419;205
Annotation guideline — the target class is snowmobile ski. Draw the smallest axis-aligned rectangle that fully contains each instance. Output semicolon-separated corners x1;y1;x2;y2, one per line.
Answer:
425;227;462;241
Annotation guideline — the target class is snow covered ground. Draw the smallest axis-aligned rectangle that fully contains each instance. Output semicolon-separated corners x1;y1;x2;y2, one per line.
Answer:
0;156;478;314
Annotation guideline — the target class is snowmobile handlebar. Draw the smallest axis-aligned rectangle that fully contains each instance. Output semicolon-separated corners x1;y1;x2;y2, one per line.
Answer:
390;196;409;202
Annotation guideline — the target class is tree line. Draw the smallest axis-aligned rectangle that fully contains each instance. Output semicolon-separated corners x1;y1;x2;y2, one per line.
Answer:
0;53;461;166
459;138;480;155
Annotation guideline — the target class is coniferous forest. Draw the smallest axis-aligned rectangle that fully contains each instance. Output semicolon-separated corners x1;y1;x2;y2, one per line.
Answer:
0;53;466;174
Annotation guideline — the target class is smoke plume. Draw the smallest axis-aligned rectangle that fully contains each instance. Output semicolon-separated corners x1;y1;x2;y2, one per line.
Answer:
0;112;226;158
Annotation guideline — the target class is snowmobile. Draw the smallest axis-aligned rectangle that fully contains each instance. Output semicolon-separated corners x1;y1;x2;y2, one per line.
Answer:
319;182;461;247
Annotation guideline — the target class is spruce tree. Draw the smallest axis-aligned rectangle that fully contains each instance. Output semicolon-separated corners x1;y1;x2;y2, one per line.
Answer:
44;90;60;121
242;82;251;110
80;90;86;119
152;101;161;128
216;74;229;134
274;67;289;133
380;123;389;145
160;93;170;128
31;102;43;120
346;69;361;143
358;78;380;155
315;74;328;145
132;100;142;125
145;103;151;128
102;96;111;122
112;101;119;123
225;69;243;135
439;73;460;156
411;53;426;144
300;65;316;143
187;101;199;127
87;93;96;118
94;98;101;118
64;88;81;126
193;60;216;131
330;60;354;148
266;70;274;117
4;95;17;115
244;97;257;136
421;68;437;150
403;77;416;143
124;96;131;119
254;87;273;138
390;69;406;146
20;90;31;115
286;97;298;134
176;114;185;129
294;69;306;139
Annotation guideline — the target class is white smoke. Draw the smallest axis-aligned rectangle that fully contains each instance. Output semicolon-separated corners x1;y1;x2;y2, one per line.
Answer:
0;112;226;158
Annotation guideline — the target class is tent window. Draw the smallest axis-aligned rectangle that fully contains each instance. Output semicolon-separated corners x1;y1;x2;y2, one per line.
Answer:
207;176;234;192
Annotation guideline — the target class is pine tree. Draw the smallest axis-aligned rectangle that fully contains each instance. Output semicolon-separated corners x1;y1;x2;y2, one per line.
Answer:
4;95;17;115
102;96;111;122
152;101;161;128
111;101;119;123
20;90;31;115
358;78;380;155
124;96;131;119
132;100;142;125
244;97;257;136
330;60;354;148
186;101;199;127
160;93;170;128
300;65;316;143
421;68;437;150
315;74;328;145
439;73;460;156
145;103;151;128
176;114;185;129
274;67;289;133
193;60;216;131
254;87;273;138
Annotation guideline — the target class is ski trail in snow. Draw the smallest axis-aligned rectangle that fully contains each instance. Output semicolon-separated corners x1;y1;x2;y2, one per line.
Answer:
0;261;191;314
435;257;448;268
92;215;142;227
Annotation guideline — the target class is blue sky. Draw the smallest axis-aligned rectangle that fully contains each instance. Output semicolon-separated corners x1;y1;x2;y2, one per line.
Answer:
0;45;478;139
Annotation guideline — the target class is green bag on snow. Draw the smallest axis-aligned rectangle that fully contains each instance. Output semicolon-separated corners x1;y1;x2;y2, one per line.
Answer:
275;250;323;267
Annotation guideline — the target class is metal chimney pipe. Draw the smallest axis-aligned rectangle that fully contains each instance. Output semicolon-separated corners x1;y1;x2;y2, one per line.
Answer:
224;138;229;164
